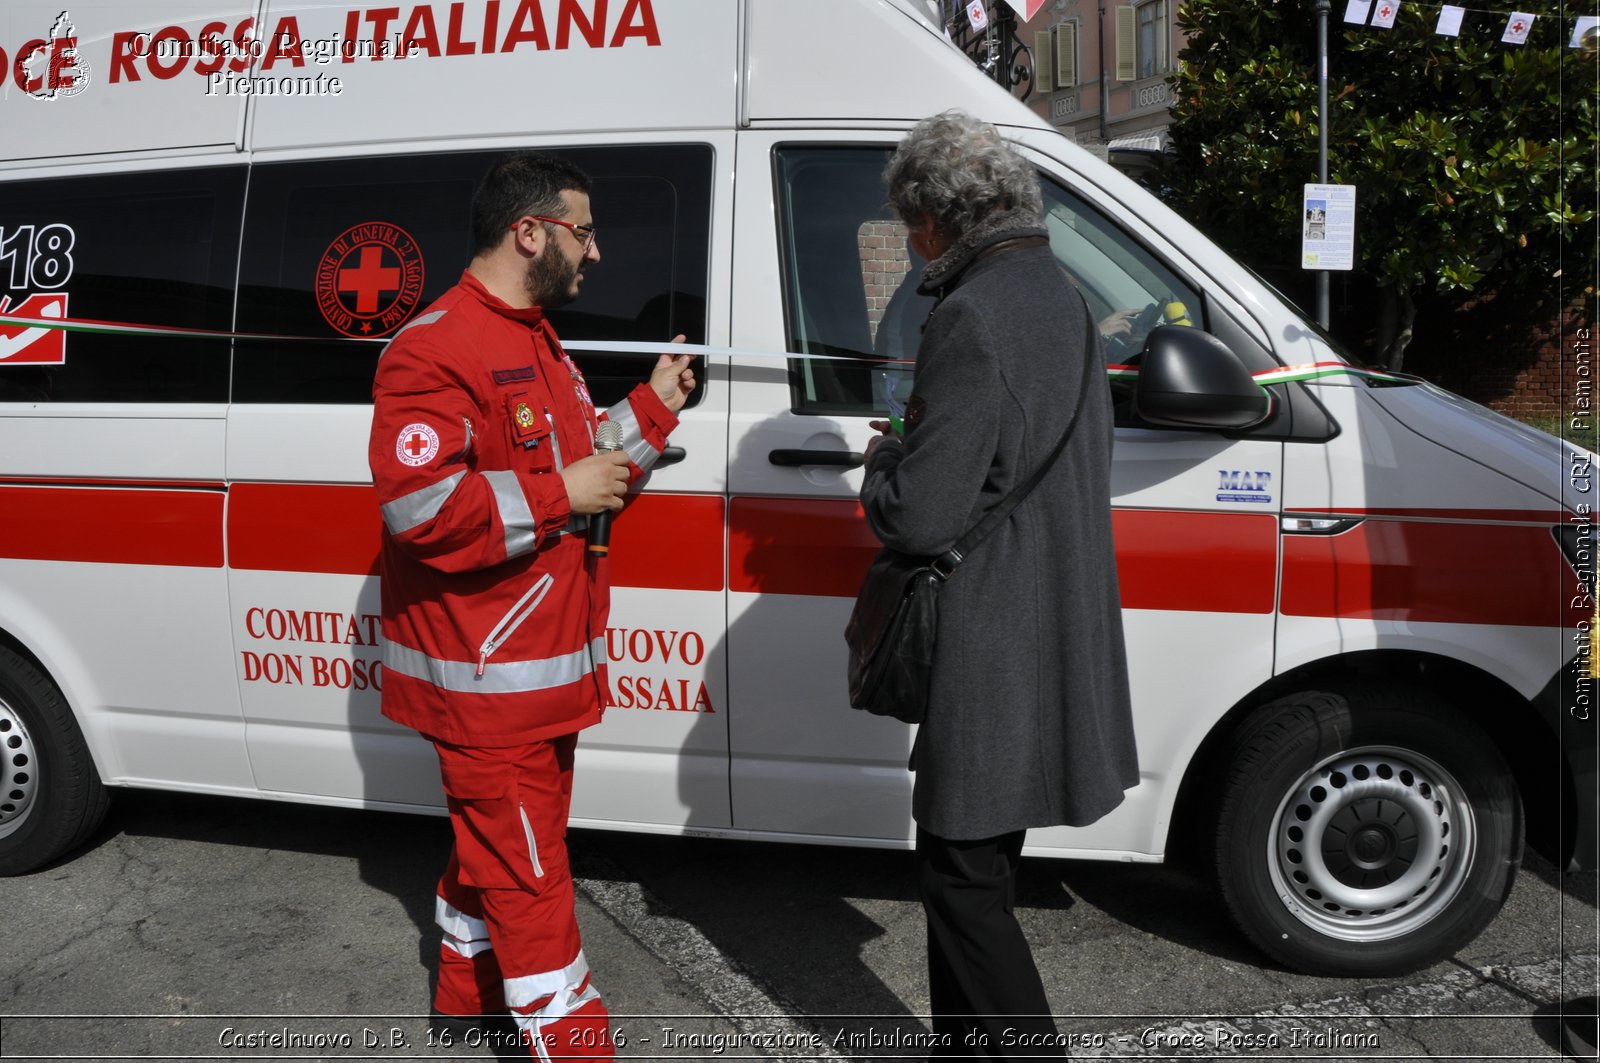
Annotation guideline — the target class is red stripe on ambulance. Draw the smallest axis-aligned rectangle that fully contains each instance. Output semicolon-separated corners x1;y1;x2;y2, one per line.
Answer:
1112;510;1278;614
228;483;383;576
225;483;723;588
727;499;1281;615
728;498;879;597
1;480;1575;630
607;494;724;592
0;484;223;567
1281;520;1569;625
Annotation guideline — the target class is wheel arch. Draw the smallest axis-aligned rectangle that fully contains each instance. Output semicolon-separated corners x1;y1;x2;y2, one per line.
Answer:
1165;649;1565;868
0;621;115;785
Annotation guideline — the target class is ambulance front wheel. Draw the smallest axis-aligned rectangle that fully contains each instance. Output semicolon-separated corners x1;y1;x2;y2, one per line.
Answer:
0;647;109;875
1214;685;1521;976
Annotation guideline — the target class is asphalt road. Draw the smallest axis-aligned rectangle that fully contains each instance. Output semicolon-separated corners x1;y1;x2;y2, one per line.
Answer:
1;788;1595;1061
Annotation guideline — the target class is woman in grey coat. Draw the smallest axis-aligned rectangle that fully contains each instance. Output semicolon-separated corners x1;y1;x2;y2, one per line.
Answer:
861;111;1139;1055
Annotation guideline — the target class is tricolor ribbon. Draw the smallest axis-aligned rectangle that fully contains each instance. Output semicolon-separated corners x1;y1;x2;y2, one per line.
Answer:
0;309;1418;385
1107;360;1417;386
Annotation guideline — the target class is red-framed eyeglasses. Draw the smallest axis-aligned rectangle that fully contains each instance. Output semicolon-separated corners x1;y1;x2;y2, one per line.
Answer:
529;215;597;253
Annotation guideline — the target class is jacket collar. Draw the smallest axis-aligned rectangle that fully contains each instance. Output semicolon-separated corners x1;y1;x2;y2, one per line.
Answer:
917;208;1049;297
460;269;546;325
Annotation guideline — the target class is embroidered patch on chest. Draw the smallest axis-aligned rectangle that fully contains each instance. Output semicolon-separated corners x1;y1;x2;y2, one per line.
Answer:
396;423;440;467
493;365;537;384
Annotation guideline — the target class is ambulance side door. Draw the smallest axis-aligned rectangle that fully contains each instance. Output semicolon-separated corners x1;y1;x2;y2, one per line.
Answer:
225;143;731;827
725;134;1285;856
725;135;920;842
227;152;471;809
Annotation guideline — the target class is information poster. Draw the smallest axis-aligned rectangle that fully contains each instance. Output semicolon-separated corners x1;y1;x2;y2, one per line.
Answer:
1301;183;1357;271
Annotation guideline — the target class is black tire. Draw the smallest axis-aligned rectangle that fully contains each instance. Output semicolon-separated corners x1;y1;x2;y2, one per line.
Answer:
0;646;109;875
1214;684;1522;976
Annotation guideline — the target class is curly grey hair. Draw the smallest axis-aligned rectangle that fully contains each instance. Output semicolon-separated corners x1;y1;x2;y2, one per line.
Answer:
884;109;1042;240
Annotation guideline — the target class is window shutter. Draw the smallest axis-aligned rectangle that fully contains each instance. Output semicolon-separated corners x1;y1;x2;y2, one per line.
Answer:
1055;22;1077;87
1115;6;1137;81
1034;30;1054;92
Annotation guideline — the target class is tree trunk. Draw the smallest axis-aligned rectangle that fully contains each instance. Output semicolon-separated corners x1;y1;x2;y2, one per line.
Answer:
1376;284;1416;372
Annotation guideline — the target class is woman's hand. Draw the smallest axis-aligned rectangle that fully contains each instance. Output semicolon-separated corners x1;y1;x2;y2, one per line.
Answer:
865;419;899;462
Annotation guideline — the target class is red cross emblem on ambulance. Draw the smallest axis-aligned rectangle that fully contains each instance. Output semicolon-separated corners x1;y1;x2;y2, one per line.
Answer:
315;222;426;338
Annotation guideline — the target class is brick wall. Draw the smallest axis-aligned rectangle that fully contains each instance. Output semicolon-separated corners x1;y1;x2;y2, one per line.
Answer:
1406;291;1593;423
858;221;913;345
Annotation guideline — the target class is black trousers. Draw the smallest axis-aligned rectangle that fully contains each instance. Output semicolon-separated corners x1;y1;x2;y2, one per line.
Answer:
916;827;1063;1059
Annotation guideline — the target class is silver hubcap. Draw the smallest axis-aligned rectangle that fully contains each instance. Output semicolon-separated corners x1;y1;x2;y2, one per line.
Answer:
0;696;39;839
1268;745;1476;942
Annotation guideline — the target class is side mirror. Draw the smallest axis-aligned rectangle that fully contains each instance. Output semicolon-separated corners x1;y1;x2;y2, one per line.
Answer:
1132;326;1273;430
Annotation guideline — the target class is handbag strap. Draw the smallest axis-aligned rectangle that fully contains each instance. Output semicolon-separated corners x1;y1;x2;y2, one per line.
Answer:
932;299;1098;578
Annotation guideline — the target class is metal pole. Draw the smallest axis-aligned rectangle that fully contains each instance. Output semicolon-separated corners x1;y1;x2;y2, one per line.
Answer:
1315;0;1331;329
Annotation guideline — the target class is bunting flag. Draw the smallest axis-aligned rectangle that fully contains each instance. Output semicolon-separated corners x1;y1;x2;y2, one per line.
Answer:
1331;0;1588;46
1501;11;1535;43
999;0;1050;18
966;0;989;32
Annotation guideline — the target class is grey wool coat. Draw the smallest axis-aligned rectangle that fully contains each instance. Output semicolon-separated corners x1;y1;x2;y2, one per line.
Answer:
860;208;1139;841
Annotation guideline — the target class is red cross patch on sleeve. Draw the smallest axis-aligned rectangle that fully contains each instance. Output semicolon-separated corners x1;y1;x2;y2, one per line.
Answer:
396;423;441;467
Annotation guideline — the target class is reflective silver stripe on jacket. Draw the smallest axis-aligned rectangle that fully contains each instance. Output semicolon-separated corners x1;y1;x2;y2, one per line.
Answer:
378;309;448;357
603;401;660;471
384;636;607;695
482;469;536;559
381;471;466;534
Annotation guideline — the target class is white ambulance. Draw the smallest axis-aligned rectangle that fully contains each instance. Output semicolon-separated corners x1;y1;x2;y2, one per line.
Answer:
0;0;1591;977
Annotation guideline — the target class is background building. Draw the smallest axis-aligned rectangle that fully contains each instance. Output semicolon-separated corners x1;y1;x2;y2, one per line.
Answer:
1015;0;1186;175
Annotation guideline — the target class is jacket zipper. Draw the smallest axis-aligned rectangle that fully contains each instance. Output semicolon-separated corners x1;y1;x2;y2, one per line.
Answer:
544;407;564;471
476;573;554;677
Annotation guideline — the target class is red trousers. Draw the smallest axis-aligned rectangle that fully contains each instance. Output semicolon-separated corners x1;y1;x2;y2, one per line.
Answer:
431;733;612;1062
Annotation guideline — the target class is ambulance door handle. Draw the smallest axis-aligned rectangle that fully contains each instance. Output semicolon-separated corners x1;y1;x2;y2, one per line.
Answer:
656;446;686;467
768;449;865;469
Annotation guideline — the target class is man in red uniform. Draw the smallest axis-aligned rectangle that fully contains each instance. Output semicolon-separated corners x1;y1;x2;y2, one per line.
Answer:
368;153;694;1061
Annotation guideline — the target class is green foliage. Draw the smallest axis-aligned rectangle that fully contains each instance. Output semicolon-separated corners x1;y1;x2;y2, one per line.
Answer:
1166;0;1597;312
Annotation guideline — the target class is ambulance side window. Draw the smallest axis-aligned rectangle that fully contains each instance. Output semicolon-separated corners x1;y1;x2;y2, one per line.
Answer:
1036;175;1206;425
773;146;1206;425
0;168;241;403
774;146;922;417
545;149;712;411
234;146;712;408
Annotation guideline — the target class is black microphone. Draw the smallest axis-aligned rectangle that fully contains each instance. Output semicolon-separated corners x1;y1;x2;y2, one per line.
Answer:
587;420;625;557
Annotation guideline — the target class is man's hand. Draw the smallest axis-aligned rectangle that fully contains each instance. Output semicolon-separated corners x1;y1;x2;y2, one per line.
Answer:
561;450;631;514
651;338;696;413
1099;308;1141;338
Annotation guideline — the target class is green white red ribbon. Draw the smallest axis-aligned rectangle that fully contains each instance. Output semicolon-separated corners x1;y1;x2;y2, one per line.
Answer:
0;308;1417;384
1109;360;1416;386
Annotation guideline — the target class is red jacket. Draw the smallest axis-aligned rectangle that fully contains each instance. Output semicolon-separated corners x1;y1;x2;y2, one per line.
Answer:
369;271;677;746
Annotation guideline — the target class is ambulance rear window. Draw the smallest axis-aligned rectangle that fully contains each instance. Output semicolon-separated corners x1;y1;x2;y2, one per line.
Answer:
0;167;242;403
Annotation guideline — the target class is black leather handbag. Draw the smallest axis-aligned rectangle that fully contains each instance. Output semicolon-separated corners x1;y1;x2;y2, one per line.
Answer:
845;308;1097;724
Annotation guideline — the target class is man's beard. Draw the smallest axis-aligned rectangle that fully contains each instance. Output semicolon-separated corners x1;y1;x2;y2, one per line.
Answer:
525;247;580;308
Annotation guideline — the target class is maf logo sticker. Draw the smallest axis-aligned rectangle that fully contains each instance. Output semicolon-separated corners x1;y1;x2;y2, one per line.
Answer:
0;293;67;365
1217;469;1273;504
